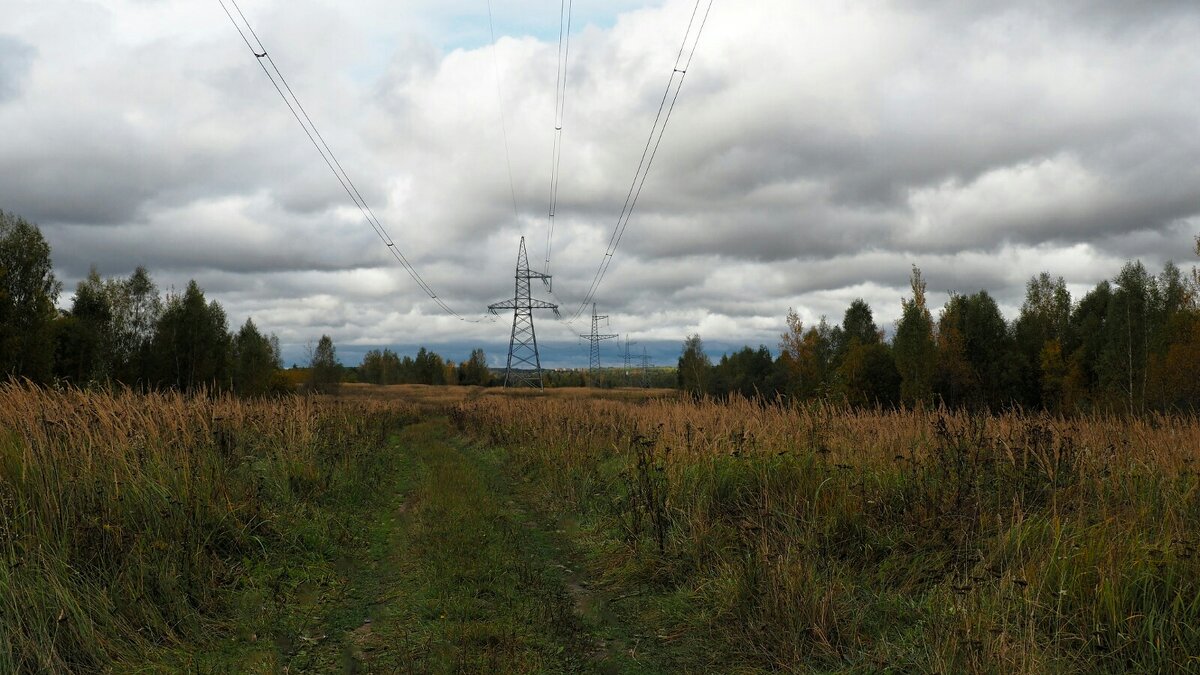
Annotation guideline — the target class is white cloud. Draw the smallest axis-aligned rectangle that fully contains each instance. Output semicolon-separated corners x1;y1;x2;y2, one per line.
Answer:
2;0;1199;365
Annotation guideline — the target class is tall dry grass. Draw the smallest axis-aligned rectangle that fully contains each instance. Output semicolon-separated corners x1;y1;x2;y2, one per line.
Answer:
334;382;679;408
0;383;418;672
451;396;1200;672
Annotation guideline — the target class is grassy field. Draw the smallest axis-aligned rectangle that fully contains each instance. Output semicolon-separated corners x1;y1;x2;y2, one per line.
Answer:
449;395;1200;672
333;383;680;408
4;383;1200;672
0;383;418;671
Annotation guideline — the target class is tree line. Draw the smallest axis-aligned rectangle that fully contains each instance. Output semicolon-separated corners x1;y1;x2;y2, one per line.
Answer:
680;239;1200;413
1;210;302;395
9;205;1197;409
356;347;493;386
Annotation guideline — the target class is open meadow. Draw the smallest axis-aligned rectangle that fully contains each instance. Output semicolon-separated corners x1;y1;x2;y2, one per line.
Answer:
0;383;419;671
8;0;1200;672
3;382;1199;672
449;394;1200;672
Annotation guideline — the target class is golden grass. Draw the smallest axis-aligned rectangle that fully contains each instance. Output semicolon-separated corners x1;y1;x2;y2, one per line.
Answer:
451;395;1200;474
332;382;679;407
450;395;1200;672
0;382;419;671
7;380;1199;672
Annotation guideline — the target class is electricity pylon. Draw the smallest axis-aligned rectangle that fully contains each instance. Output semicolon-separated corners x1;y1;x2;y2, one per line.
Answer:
639;347;654;388
621;335;638;386
580;303;617;381
488;237;559;388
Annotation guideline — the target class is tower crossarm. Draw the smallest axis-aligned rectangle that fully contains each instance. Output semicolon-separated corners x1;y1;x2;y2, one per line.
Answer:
488;299;519;313
528;298;559;310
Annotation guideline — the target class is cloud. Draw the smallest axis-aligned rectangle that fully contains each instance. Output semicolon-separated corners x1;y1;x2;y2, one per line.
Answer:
3;0;1200;366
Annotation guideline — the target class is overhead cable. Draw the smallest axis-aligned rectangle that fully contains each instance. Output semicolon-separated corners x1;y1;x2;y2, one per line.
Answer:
543;0;574;281
216;0;493;323
486;0;522;223
482;0;576;329
567;0;715;323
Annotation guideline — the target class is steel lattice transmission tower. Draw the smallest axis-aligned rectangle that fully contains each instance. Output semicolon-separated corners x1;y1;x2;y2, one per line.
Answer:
621;335;638;386
580;303;618;380
639;347;654;388
488;237;559;388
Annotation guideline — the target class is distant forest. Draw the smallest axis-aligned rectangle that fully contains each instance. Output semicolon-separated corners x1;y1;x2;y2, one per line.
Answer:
683;239;1200;414
4;209;1199;411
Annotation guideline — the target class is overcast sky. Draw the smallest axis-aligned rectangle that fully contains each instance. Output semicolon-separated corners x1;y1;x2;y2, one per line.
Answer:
2;0;1199;367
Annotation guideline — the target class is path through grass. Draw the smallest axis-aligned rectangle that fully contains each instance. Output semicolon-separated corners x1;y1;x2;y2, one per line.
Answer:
179;418;671;674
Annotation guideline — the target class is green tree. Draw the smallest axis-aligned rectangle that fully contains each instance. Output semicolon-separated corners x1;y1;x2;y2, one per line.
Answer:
398;355;416;383
359;349;384;384
1149;315;1200;409
107;266;162;387
232;318;279;396
309;334;341;394
893;265;936;407
0;211;61;381
837;298;880;357
428;351;447;385
931;302;979;408
459;348;492;386
1063;281;1112;411
778;309;836;399
677;334;712;397
55;268;114;384
935;291;1021;409
1144;241;1200;409
1145;262;1198;409
1100;262;1158;414
712;345;775;399
837;341;900;407
411;347;448;385
1039;339;1069;414
832;299;881;389
152;280;231;391
1014;273;1072;408
380;349;401;384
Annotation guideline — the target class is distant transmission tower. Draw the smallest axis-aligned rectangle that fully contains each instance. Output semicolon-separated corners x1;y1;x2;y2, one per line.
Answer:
639;346;654;388
621;335;638;386
580;303;618;381
624;333;643;384
488;237;559;388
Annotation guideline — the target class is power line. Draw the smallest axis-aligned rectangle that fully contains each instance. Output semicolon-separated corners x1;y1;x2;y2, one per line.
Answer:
474;1;578;334
567;0;715;323
481;0;578;328
486;0;521;222
216;0;492;323
543;0;574;282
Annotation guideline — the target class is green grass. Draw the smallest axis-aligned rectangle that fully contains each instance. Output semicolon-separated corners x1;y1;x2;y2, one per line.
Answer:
328;420;586;673
0;386;417;672
140;419;680;673
11;385;1199;673
3;386;691;673
451;397;1200;673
